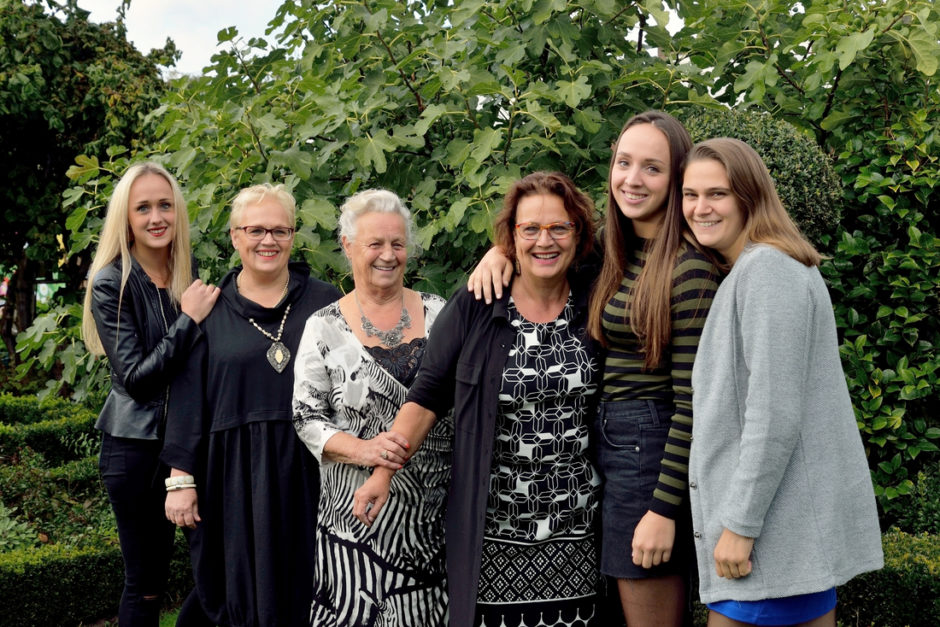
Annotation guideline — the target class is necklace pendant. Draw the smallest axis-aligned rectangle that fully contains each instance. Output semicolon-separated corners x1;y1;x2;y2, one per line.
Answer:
266;341;291;373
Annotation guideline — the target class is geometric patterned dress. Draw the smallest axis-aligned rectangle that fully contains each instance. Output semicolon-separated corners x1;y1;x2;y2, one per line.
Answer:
475;295;602;627
292;292;451;626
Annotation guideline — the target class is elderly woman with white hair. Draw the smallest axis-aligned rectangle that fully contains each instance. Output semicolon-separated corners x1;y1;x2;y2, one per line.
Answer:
163;183;340;626
292;189;450;625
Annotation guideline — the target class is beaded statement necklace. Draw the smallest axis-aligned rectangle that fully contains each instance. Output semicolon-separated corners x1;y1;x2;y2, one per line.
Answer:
236;272;292;373
354;291;412;348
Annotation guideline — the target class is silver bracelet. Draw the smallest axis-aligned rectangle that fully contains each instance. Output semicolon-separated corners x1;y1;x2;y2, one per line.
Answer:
164;475;195;488
166;484;196;492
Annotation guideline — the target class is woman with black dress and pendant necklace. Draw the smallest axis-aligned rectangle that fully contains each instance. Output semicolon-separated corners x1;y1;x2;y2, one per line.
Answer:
291;189;450;626
162;183;340;627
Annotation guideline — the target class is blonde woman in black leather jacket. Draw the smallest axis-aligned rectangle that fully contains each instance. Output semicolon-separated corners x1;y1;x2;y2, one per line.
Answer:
82;162;218;626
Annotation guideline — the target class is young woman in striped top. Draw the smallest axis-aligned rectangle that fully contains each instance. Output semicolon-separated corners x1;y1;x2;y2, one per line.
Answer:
469;111;718;625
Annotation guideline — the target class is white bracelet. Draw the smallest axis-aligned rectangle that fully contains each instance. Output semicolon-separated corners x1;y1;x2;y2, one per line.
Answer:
166;484;196;492
164;475;195;488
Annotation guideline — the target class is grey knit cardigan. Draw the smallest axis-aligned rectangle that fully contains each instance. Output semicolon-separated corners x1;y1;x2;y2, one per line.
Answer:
689;244;883;603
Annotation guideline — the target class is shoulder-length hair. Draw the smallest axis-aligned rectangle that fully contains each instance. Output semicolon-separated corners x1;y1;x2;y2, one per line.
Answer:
686;138;820;268
587;111;702;369
493;171;596;268
229;183;297;230
81;162;192;356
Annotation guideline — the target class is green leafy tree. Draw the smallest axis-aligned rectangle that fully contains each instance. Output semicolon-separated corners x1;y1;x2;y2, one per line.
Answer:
26;0;938;517
0;0;174;361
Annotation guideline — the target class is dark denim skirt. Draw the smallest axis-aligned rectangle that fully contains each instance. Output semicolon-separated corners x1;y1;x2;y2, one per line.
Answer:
595;399;694;579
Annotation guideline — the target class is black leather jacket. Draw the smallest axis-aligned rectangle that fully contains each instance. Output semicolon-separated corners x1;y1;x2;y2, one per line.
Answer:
91;256;202;440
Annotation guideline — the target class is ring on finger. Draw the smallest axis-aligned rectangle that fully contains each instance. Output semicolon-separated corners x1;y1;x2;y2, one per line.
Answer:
381;450;388;460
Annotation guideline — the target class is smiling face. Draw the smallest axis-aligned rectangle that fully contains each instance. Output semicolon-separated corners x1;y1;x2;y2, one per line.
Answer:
513;193;577;285
343;211;408;293
127;173;176;256
609;123;672;238
682;158;748;264
231;197;294;279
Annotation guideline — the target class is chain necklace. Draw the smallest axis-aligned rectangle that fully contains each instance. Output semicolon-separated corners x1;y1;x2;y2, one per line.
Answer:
354;291;411;348
237;272;292;373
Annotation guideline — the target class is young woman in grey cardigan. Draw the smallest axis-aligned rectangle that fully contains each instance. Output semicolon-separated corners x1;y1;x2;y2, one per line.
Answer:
681;138;883;626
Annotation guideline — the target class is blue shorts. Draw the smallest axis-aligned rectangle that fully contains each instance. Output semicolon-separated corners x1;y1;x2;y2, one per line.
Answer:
707;588;837;625
594;399;694;579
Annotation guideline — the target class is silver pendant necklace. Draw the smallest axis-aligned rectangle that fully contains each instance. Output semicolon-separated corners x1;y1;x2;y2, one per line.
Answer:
237;272;292;373
354;291;411;348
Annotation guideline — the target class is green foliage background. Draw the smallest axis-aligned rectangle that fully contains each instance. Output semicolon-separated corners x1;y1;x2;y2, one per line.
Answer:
10;0;940;518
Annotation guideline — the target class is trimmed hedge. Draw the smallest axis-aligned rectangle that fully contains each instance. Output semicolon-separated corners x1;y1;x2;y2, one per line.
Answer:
0;533;193;626
838;528;940;627
0;393;76;427
0;395;192;624
0;406;96;467
0;542;124;626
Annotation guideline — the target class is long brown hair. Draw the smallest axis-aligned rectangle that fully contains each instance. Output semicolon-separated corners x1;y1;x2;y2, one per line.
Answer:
685;138;820;268
587;111;698;369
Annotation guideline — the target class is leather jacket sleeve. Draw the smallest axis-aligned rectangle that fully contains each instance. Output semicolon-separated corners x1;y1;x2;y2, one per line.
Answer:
91;269;202;404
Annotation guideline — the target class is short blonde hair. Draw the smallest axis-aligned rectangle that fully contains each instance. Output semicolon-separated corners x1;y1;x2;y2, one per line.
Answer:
337;189;414;247
229;183;297;229
81;162;192;356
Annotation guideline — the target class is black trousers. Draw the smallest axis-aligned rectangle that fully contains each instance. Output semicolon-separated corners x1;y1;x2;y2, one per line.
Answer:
99;433;176;626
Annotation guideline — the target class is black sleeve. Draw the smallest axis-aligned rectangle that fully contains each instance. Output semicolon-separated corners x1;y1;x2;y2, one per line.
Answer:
91;271;202;403
406;288;473;416
160;333;208;474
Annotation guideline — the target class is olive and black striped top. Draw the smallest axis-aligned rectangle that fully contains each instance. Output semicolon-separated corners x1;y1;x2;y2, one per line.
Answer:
601;239;718;518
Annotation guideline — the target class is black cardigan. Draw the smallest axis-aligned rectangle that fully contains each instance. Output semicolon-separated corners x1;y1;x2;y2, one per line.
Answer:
406;274;600;626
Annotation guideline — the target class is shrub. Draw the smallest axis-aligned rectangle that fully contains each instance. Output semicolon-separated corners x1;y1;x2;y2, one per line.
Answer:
681;107;843;248
0;532;193;626
823;115;940;514
891;469;940;536
0;503;36;553
838;529;940;627
0;542;123;626
0;405;97;466
0;393;75;426
0;452;109;545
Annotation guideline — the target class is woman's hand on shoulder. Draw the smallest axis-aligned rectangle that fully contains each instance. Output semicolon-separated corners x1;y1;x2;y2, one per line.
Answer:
631;510;676;568
467;246;513;304
352;468;394;527
181;279;220;323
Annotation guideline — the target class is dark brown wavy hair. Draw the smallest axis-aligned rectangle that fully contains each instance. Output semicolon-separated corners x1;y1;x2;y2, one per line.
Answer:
587;111;699;369
493;171;596;269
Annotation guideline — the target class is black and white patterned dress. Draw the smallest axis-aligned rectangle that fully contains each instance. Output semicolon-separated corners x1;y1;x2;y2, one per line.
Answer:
476;296;602;627
292;292;451;626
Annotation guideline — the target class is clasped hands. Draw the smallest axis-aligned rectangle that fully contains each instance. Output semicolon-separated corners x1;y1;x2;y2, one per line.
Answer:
350;431;411;527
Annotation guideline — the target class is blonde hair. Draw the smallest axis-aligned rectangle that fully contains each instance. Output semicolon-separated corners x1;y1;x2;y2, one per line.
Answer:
685;138;821;268
81;162;192;356
229;183;297;229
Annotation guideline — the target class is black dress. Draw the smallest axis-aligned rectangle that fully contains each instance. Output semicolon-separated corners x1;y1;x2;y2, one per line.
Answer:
162;262;341;627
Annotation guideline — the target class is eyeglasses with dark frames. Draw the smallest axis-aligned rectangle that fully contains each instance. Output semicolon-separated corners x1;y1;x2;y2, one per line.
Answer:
234;226;295;241
515;221;577;240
